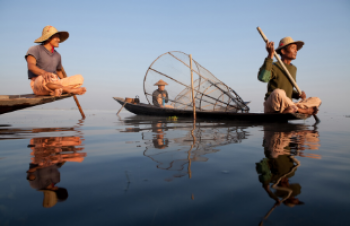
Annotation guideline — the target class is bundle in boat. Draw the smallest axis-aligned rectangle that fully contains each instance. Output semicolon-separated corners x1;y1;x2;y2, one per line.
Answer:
143;51;249;113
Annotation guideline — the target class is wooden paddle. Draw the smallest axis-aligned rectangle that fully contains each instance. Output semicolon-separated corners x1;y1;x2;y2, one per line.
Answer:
61;67;86;119
257;27;320;123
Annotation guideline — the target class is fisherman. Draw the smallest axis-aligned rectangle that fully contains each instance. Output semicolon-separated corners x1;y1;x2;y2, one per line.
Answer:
258;37;321;114
152;79;174;108
25;25;86;97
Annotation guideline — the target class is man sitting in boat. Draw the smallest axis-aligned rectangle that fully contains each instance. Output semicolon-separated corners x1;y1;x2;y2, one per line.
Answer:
257;37;321;114
152;79;174;108
25;25;86;97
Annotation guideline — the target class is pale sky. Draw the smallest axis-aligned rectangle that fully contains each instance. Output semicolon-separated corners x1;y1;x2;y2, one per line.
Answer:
0;0;349;113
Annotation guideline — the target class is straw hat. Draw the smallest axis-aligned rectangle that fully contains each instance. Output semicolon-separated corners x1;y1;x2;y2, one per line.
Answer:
154;79;168;86
275;37;304;54
34;25;69;43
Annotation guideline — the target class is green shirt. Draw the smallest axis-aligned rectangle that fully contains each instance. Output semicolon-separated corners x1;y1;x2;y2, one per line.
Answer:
258;58;299;100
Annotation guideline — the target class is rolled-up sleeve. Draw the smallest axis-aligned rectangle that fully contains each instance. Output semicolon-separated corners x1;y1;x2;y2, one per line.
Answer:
258;58;273;83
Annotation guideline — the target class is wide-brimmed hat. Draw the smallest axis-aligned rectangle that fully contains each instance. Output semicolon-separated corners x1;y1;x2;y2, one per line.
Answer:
34;25;69;43
275;37;304;54
154;79;168;86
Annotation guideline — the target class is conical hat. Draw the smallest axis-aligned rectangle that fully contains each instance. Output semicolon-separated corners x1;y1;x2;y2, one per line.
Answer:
34;25;69;43
154;79;168;86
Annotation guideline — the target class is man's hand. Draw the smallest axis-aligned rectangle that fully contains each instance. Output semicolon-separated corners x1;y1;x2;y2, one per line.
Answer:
266;40;275;59
42;72;56;84
299;91;306;100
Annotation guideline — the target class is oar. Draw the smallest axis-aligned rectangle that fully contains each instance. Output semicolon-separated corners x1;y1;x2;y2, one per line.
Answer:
61;67;86;119
117;102;126;115
256;27;320;124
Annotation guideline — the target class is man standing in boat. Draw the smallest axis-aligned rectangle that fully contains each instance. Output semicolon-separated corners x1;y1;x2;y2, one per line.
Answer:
25;25;86;96
257;37;321;114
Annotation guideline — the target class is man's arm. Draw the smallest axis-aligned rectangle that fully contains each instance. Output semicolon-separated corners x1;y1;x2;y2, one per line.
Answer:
56;69;64;79
165;91;169;103
26;55;54;82
257;41;275;82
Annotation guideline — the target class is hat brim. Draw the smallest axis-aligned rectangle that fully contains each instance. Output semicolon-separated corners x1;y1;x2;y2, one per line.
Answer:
154;82;168;86
276;41;304;53
34;31;69;43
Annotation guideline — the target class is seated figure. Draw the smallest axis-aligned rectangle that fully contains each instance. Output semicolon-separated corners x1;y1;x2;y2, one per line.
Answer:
257;36;321;114
152;79;173;108
25;25;86;96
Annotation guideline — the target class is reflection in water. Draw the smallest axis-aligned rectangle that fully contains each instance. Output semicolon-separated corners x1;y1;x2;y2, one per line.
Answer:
26;136;86;208
0;120;89;208
256;124;321;225
121;116;249;181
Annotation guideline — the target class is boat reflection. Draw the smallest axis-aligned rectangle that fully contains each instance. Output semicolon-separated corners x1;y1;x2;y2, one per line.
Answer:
0;119;85;140
121;115;249;181
256;124;321;225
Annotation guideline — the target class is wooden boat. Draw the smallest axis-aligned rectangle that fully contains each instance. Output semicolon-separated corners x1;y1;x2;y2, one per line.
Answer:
0;94;72;115
113;97;311;122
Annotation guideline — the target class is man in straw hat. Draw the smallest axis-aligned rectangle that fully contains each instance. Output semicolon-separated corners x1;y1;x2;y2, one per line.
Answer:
152;79;174;108
25;25;86;96
257;37;321;114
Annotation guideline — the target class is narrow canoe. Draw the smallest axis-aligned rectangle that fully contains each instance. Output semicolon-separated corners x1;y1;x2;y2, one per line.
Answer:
0;94;72;115
113;97;311;123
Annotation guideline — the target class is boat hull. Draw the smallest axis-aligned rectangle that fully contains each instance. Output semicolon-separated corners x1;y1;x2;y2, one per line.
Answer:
113;97;310;122
0;94;72;115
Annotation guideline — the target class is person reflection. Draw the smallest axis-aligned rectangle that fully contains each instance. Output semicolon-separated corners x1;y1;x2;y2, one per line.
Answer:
26;136;86;208
152;122;169;149
256;125;320;209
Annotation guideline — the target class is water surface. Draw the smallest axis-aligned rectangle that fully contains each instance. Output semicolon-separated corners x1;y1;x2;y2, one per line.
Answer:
0;110;349;225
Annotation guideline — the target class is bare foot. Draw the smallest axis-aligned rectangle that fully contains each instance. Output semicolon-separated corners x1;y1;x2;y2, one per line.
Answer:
53;89;62;97
298;106;318;115
70;87;86;95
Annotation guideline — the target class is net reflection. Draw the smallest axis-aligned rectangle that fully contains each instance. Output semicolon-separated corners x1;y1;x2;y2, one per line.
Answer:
121;116;249;181
256;124;321;225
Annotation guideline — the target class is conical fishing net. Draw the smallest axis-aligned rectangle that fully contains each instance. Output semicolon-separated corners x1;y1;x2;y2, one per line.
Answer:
143;51;249;112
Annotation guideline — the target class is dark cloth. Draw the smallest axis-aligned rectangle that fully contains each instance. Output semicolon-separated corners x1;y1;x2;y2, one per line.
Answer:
25;45;62;79
152;89;169;107
258;58;299;101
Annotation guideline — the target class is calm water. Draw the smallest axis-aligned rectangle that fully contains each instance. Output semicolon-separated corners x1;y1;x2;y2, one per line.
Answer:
0;110;349;226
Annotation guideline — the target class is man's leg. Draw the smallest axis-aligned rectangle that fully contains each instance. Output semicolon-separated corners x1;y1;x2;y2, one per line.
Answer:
264;89;297;113
46;74;85;96
60;74;84;89
31;76;62;96
296;97;322;114
46;83;86;96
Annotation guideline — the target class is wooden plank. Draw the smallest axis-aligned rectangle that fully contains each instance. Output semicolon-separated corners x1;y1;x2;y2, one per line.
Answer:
0;94;72;114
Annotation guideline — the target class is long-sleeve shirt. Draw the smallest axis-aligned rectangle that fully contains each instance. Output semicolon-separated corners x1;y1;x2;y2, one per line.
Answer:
258;58;299;101
152;89;169;107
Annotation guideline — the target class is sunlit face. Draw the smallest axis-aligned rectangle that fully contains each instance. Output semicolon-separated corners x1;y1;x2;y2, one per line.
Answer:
158;85;165;91
281;44;298;60
48;34;61;48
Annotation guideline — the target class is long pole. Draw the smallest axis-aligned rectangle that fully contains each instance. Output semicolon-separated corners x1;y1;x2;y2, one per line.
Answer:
61;67;86;119
256;27;320;123
189;54;196;121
